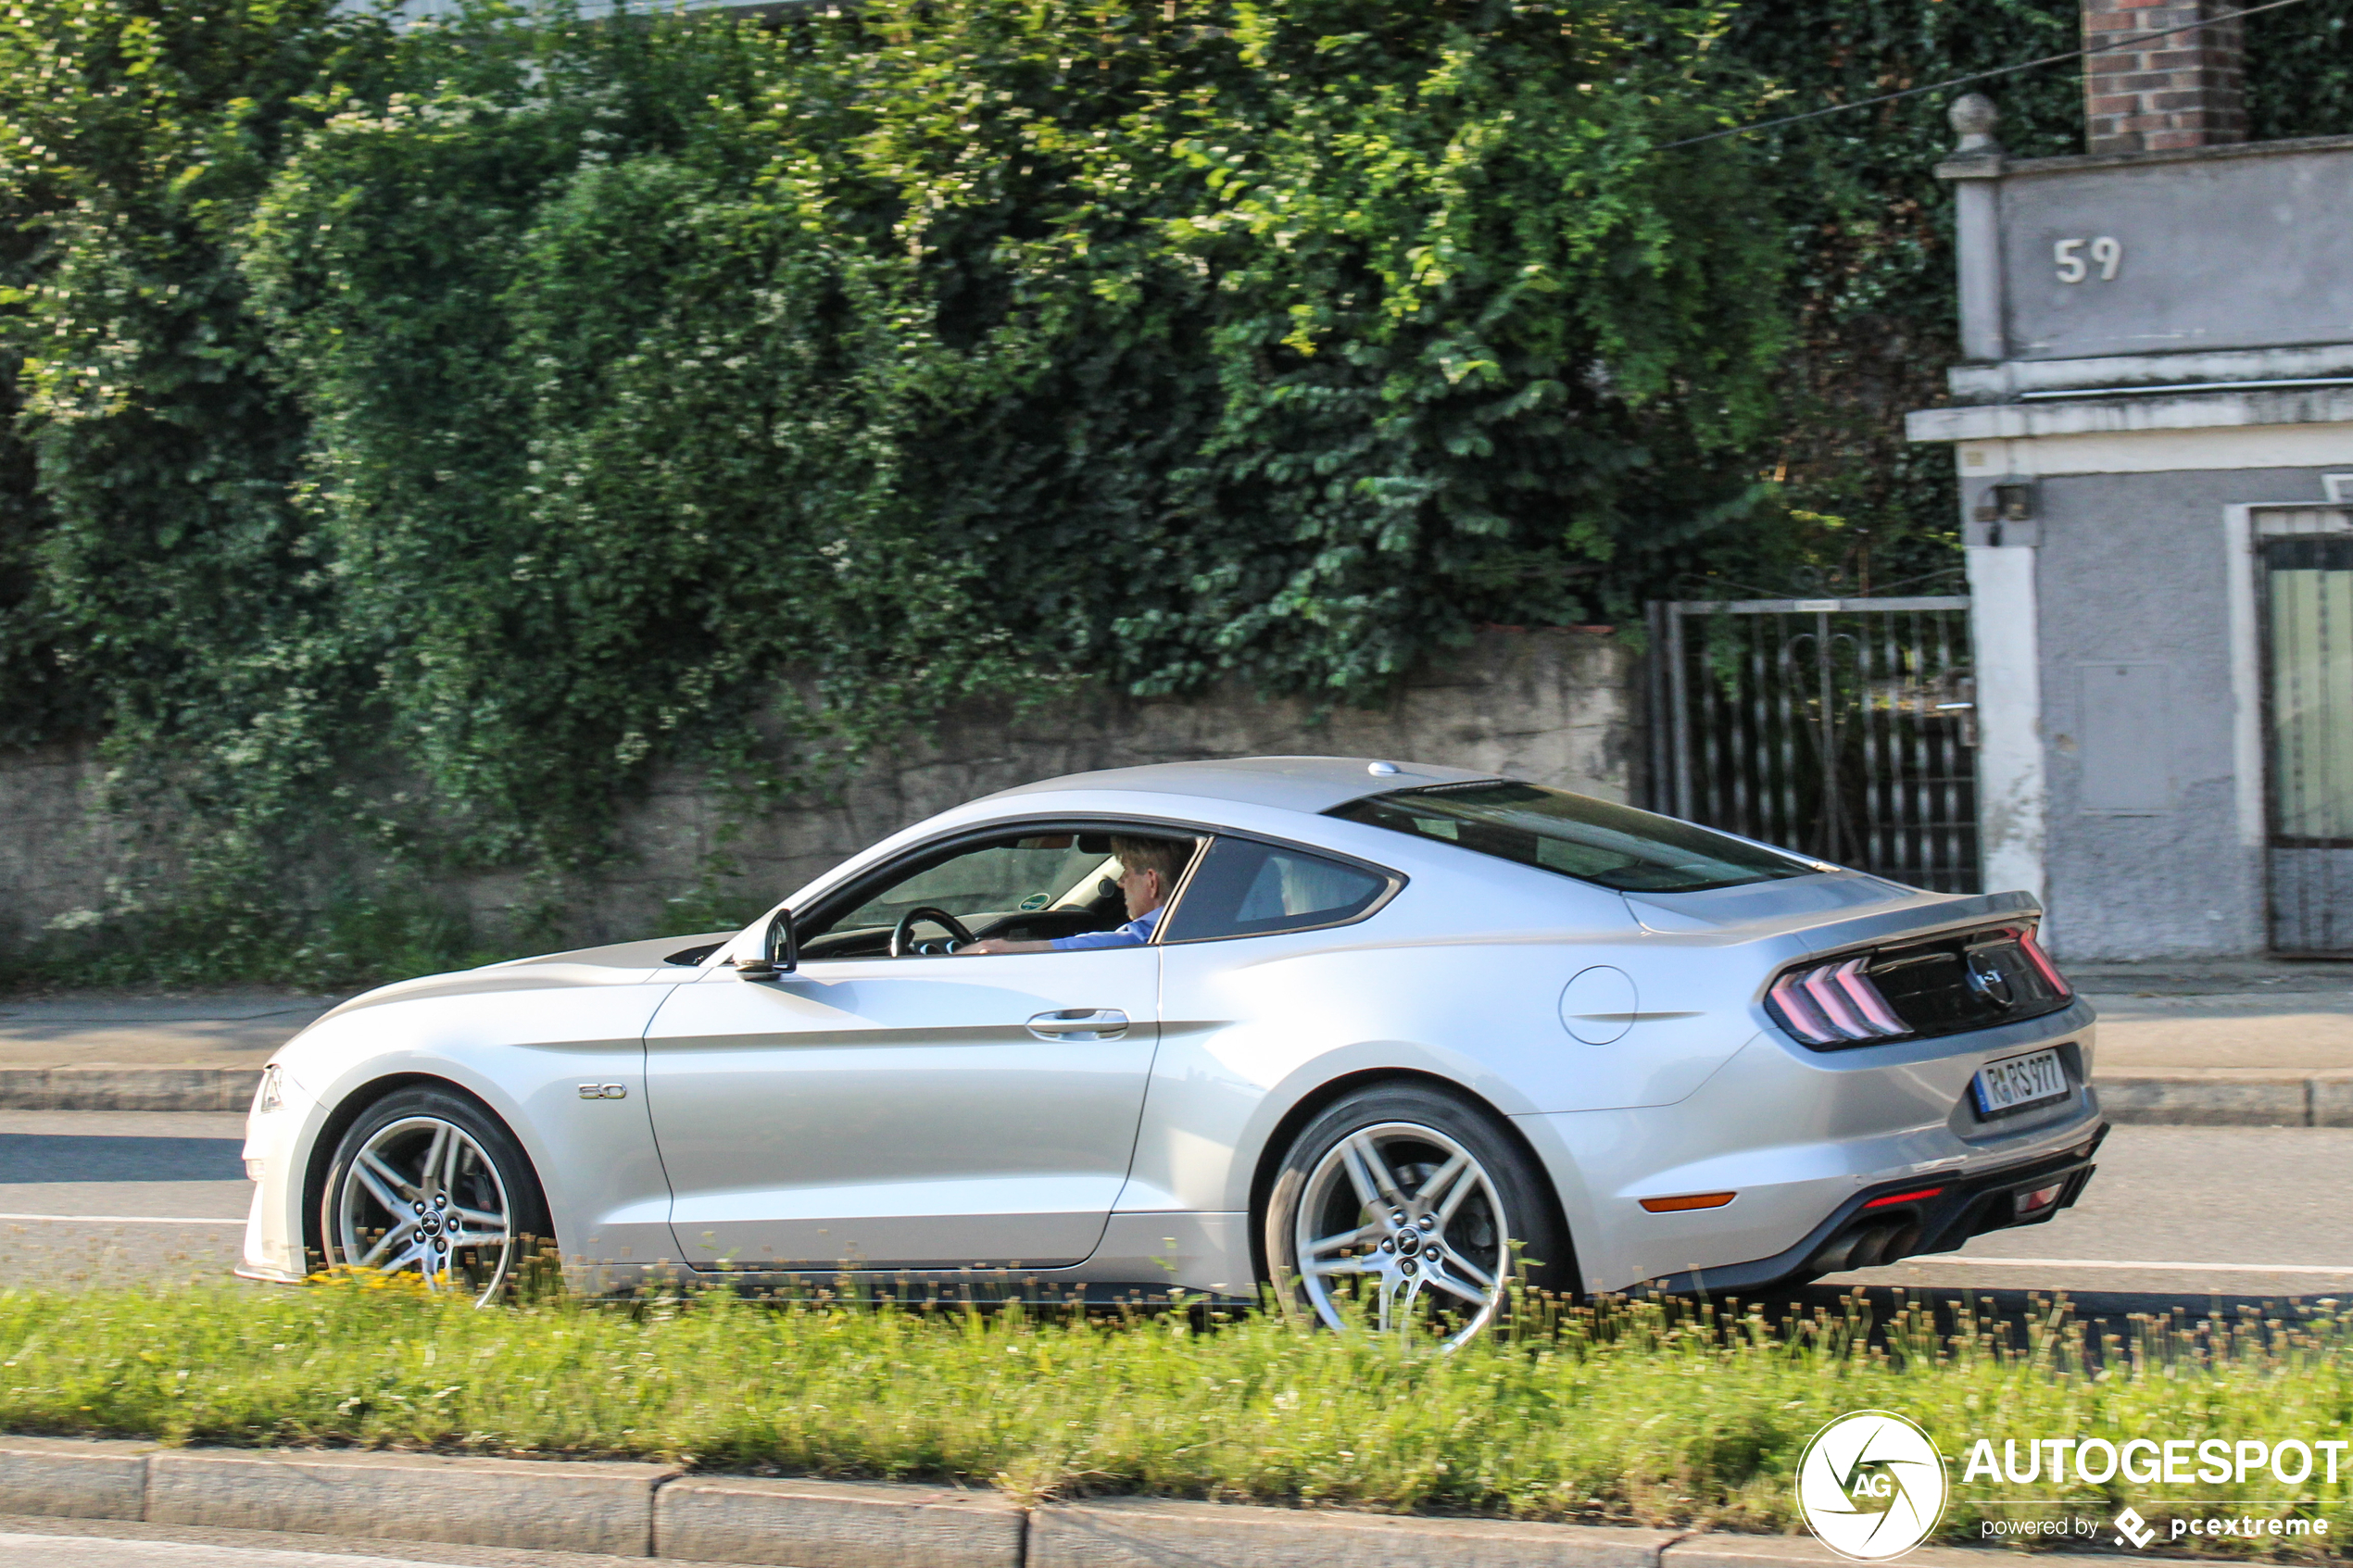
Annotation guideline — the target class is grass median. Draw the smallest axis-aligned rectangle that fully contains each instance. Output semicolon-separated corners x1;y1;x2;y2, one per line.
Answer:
0;1275;2347;1554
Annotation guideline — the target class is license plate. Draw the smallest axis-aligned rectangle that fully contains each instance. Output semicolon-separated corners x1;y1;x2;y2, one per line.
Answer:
1972;1048;2070;1116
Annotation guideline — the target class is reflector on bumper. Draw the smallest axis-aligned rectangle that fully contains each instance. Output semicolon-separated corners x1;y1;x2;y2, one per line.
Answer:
1640;1192;1737;1212
2014;1181;2066;1216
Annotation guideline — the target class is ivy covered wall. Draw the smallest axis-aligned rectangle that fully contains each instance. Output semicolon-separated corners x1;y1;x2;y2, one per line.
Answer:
0;0;2347;982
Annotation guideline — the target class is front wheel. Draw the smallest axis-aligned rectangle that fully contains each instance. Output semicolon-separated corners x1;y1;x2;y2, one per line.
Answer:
320;1085;549;1304
1265;1084;1567;1347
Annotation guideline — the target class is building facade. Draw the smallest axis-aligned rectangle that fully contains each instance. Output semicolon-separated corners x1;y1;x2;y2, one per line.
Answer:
1908;60;2353;959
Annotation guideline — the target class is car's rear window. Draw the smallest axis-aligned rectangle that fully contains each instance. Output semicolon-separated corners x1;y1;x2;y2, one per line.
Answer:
1160;837;1390;942
1327;781;1817;894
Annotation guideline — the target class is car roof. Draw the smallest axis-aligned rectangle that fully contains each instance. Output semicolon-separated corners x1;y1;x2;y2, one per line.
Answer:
981;756;1503;818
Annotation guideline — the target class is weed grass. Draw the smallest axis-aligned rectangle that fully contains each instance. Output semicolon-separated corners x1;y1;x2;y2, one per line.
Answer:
0;1276;2347;1552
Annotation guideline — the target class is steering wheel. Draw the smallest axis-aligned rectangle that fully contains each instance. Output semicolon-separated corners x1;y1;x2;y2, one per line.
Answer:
890;906;975;958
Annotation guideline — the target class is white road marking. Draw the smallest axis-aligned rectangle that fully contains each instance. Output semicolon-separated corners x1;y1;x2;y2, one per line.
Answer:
0;1212;242;1225
1908;1254;2353;1274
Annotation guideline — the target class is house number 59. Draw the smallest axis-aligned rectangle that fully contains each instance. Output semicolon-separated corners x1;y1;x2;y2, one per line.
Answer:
2054;236;2122;283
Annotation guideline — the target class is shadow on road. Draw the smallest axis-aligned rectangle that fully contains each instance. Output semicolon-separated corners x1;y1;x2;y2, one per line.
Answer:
0;1133;245;1184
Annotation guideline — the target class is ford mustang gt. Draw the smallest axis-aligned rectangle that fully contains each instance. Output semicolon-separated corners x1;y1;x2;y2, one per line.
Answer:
239;757;2103;1336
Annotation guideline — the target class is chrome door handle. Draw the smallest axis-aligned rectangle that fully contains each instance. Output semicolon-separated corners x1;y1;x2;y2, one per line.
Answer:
1027;1009;1129;1041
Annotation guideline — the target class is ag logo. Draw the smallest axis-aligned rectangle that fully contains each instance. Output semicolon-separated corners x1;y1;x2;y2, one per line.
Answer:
1794;1410;1948;1561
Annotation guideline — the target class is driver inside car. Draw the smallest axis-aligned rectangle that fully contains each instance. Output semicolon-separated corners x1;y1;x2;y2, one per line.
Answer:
959;835;1189;954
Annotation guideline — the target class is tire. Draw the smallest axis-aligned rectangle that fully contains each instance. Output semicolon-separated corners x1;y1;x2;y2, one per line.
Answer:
319;1085;551;1304
1264;1083;1568;1345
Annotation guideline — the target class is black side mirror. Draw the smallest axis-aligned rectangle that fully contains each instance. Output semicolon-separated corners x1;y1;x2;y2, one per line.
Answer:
733;909;798;980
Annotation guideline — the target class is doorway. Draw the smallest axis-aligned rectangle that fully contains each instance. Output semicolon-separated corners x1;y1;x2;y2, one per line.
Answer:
2262;530;2353;954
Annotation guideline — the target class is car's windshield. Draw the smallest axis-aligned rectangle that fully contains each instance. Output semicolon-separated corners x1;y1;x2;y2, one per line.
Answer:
1327;781;1817;894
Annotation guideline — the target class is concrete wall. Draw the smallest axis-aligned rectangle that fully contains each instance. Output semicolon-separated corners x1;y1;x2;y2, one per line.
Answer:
1994;136;2353;361
2033;467;2339;960
0;629;1639;955
0;741;123;956
1919;108;2353;960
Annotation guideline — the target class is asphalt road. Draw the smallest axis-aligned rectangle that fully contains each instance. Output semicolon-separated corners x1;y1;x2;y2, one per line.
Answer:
1827;1122;2353;1298
0;1109;251;1289
0;1115;2343;1563
0;1110;2348;1304
1782;1123;2353;1347
0;1522;702;1568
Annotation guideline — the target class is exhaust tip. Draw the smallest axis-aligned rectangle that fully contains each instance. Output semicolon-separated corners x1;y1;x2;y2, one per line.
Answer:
1806;1219;1927;1275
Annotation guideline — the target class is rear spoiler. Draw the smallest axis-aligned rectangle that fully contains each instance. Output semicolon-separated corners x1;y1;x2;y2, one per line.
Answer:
1625;880;2042;956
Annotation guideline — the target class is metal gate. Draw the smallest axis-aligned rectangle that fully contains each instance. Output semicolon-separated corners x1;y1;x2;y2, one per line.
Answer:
1647;596;1981;893
2261;527;2353;954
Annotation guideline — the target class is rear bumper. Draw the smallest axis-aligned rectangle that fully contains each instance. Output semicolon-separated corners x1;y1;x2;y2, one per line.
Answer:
1648;1124;2107;1296
1516;997;2106;1294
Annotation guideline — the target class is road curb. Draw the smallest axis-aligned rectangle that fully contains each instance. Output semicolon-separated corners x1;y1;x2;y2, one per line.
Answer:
0;1436;2155;1567
658;1474;1026;1566
0;1066;260;1111
2098;1072;2353;1127
0;1435;148;1520
1656;1539;2115;1568
145;1447;678;1555
1029;1496;1674;1567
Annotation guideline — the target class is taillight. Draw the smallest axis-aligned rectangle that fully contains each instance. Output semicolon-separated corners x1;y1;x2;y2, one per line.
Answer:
2016;925;2071;998
1767;970;1836;1040
1767;959;1913;1046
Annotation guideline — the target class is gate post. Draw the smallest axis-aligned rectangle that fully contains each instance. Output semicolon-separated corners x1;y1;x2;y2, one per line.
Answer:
1966;548;2047;909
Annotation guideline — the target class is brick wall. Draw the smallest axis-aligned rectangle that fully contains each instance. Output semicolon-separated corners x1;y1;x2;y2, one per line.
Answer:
2082;0;2246;155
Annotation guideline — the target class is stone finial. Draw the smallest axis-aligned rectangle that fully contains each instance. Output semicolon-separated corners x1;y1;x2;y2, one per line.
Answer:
1948;94;2002;157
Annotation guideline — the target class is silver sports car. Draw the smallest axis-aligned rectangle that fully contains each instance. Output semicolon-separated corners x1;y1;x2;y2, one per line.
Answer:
239;757;2103;1334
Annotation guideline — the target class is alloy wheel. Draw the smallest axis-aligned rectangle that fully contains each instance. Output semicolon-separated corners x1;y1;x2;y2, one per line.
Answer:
330;1114;518;1303
1292;1120;1511;1346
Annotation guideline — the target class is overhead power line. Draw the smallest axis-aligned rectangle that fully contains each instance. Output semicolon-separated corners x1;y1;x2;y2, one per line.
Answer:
1654;0;2314;152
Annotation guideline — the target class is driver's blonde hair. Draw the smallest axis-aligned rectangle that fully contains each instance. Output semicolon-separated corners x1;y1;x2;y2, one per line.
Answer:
1111;835;1190;890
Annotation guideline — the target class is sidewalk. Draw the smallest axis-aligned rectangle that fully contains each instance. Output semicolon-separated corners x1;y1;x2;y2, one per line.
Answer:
2072;959;2353;1125
0;991;336;1110
3;965;2350;1121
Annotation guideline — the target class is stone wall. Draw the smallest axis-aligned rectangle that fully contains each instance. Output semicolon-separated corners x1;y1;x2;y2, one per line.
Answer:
0;629;1641;954
0;740;123;956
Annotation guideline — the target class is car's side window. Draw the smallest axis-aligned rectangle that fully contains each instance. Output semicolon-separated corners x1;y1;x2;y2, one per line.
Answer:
796;827;1197;960
1159;836;1391;943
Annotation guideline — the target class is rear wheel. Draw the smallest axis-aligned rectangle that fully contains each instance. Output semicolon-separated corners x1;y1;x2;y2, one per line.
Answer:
1265;1083;1567;1347
320;1085;549;1304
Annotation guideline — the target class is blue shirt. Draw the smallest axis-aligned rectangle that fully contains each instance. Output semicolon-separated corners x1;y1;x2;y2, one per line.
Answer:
1049;907;1162;950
